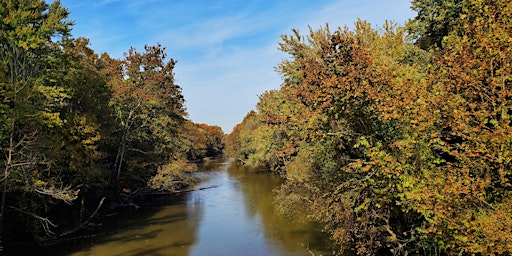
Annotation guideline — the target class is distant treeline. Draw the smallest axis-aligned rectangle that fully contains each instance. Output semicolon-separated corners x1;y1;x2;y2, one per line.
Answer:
0;0;224;249
226;0;512;255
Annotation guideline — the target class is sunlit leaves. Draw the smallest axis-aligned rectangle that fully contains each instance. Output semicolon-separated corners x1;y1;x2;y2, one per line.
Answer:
228;1;512;254
0;0;225;247
0;0;72;51
147;158;197;192
406;0;466;49
0;0;83;243
105;44;187;184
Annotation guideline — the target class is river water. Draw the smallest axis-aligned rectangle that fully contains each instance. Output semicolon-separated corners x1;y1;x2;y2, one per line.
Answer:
41;156;331;256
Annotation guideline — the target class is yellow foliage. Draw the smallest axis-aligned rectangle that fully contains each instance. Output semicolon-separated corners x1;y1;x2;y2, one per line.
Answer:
147;159;197;192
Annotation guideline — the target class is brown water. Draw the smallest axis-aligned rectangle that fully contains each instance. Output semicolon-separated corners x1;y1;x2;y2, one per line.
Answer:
40;156;332;256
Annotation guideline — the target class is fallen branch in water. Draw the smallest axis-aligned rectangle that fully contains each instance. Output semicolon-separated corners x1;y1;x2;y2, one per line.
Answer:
135;185;219;196
174;185;218;193
59;197;106;237
8;206;58;236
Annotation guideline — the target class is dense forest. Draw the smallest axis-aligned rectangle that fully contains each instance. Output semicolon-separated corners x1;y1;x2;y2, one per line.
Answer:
226;0;512;255
0;0;224;249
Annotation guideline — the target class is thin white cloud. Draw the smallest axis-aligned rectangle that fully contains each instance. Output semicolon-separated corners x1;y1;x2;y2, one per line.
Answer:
94;0;123;6
175;42;283;132
60;0;416;132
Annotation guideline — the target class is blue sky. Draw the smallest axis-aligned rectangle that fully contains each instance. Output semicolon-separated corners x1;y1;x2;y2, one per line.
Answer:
60;0;416;133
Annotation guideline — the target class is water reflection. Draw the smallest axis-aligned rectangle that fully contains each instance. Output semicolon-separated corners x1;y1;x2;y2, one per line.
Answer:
190;156;331;255
39;155;330;256
67;193;201;256
227;159;331;255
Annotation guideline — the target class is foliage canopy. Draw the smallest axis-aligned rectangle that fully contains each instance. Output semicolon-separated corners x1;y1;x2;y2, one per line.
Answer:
227;0;512;254
0;0;225;249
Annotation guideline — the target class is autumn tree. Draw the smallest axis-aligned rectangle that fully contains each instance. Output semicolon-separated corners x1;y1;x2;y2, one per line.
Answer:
400;0;512;253
105;44;186;187
226;110;260;164
270;21;431;254
229;1;512;253
42;38;111;192
178;121;224;160
197;123;224;157
0;0;83;244
0;0;224;250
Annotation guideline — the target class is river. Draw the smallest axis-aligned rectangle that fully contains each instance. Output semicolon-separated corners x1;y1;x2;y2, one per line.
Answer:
39;155;331;256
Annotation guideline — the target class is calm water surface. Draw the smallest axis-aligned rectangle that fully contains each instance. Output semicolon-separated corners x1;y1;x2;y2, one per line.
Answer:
43;156;331;256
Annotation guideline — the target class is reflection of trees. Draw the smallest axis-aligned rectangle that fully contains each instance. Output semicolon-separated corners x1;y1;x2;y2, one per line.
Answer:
107;194;203;256
40;156;330;255
196;155;229;172
227;162;331;254
39;193;203;256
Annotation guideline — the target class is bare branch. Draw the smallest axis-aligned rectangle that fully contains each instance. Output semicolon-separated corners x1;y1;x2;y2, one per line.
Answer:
8;206;58;236
34;184;80;205
128;147;148;154
60;197;106;237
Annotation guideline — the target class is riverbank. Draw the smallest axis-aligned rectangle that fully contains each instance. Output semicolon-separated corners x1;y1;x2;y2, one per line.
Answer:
14;155;332;256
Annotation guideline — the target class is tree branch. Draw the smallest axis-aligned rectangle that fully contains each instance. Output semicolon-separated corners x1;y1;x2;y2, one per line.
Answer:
59;197;106;237
8;206;58;236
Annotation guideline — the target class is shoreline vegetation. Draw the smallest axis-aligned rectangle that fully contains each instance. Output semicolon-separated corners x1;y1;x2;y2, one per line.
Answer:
42;182;220;248
4;156;222;253
226;1;512;255
1;0;512;255
0;0;225;251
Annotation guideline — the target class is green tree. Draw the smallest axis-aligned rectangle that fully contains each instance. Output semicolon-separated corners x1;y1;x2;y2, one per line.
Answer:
54;37;113;204
226;110;259;164
406;0;466;49
0;0;79;241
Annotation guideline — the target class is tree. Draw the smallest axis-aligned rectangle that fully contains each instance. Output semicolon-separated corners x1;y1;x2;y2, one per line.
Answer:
179;121;224;160
226;110;259;164
106;44;186;187
406;0;466;49
0;0;79;241
229;1;512;253
274;22;428;254
401;0;512;253
53;37;114;206
197;124;224;157
0;0;222;249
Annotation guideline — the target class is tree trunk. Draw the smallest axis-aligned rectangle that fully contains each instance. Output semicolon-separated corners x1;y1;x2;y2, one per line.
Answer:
112;110;133;186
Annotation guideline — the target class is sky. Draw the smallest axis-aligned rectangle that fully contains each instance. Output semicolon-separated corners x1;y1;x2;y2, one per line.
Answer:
59;0;416;133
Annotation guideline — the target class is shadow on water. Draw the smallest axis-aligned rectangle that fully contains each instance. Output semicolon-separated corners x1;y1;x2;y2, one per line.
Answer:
31;155;332;256
30;192;201;256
